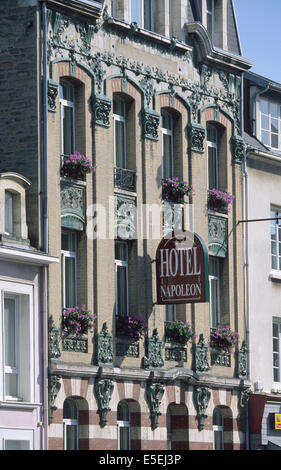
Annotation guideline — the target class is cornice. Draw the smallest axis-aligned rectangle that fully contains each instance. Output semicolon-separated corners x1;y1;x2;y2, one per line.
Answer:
43;0;104;21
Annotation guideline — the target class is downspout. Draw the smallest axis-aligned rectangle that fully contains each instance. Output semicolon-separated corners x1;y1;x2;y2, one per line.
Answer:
241;72;250;450
42;1;49;450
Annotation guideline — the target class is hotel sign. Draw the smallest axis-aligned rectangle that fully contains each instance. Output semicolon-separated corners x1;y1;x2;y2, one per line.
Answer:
156;231;209;305
275;414;281;430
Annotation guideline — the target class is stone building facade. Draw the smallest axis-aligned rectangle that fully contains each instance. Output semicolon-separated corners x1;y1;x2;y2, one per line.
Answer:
0;0;252;450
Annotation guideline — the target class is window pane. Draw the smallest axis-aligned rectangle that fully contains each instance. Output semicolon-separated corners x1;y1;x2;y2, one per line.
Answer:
66;425;78;450
65;257;76;307
117;402;129;421
115;120;126;168
260;99;269;114
113;98;126;117
214;430;223;450
119;427;130;450
115;242;128;261
163;134;173;179
63;106;74;155
62;231;77;252
271;118;278;134
261;130;270;145
61;82;74;102
208;146;217;189
207;0;213;12
5;373;18;398
162;113;173;131
207;13;213;37
4;440;29;451
117;266;128;316
4;298;16;367
131;0;140;24
64;399;78;420
5;191;13;235
273;323;279;338
165;304;176;322
271;133;279;149
270;102;278;118
261;114;269;130
144;0;152;30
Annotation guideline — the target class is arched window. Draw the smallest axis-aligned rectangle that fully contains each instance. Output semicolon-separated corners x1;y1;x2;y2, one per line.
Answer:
213;407;224;450
161;110;174;179
207;123;218;190
113;96;127;169
63;398;79;450
60;80;75;157
117;401;131;450
167;403;189;450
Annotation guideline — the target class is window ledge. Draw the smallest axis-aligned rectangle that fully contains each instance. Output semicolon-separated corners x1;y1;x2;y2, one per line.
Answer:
0;401;42;410
208;209;228;219
269;270;281;282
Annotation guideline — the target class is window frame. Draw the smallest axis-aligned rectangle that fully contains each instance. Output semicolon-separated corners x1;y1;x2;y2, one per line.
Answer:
60;80;76;158
115;241;129;317
63;398;79;451
206;0;215;43
61;231;78;309
270;209;281;272
113;97;127;169
4;191;14;236
273;319;281;385
213;408;224;450
0;428;34;450
209;257;221;330
3;295;19;401
259;98;281;150
117;401;131;451
207;124;218;190
161;111;174;179
0;282;34;403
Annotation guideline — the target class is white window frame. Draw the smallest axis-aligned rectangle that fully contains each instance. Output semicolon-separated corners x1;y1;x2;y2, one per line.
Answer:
206;0;215;42
129;0;153;31
115;242;129;317
60;81;76;158
63;398;79;450
273;319;281;385
117;401;131;450
207;124;218;190
0;282;34;404
3;295;19;401
161;112;174;179
61;231;78;309
0;427;34;450
113;98;127;169
270;209;281;272
209;257;221;329
259;98;281;150
4;191;14;236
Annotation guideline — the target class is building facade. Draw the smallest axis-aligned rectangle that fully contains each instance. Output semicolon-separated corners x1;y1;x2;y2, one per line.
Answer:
1;0;253;450
244;72;281;450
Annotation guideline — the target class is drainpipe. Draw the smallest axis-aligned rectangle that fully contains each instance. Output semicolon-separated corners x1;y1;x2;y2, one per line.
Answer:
41;1;49;450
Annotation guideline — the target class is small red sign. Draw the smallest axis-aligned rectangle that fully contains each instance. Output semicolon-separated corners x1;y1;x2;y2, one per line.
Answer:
156;230;209;305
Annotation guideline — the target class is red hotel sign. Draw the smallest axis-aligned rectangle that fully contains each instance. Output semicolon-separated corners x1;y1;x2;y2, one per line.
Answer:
156;231;209;305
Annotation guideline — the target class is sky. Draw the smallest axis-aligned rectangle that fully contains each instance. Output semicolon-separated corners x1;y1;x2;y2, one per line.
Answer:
234;0;281;83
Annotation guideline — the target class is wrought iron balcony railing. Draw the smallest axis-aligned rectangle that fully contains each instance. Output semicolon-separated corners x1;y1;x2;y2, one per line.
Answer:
114;167;136;193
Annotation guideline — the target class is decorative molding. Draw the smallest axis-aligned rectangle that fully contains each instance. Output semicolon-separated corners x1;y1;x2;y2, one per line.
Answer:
115;194;137;240
165;347;187;363
96;322;113;366
194;334;210;373
62;335;88;353
60;179;86;231
94;377;114;428
142;108;160;141
116;341;139;358
194;386;211;431
232;135;245;164
239;387;251;410
91;94;112;128
48;375;61;424
211;349;231;367
114;167;136;193
146;381;165;430
47;79;59;112
189;123;206;153
144;329;164;368
238;340;248;379
48;316;61;360
208;214;228;258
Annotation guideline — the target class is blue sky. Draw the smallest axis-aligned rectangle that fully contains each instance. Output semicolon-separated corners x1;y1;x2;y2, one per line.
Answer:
234;0;281;83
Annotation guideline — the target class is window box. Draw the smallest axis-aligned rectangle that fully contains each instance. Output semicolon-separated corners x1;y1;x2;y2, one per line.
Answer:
210;349;231;367
165;321;196;346
62;305;96;337
61;152;96;181
207;189;235;215
209;327;239;354
115;315;147;342
162;178;194;204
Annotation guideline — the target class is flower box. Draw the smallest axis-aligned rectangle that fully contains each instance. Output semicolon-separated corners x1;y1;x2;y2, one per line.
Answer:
61;152;96;180
116;315;147;342
162;178;194;204
165;321;196;346
207;189;235;214
209;326;239;353
62;305;96;336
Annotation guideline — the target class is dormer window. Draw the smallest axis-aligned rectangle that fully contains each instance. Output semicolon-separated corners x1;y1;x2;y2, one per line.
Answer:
130;0;153;31
260;98;281;149
5;191;14;236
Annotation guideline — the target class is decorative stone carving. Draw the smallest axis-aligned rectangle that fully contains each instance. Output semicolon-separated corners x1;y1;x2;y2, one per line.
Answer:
194;334;210;373
114;167;136;193
61;180;86;231
48;79;58;113
91;94;112;128
189;123;206;153
162;201;184;237
165;347;187;363
139;75;155;108
96;323;113;366
208;214;228;258
48;316;61;360
115;194;137;240
238;340;248;379
194;386;211;431
94;377;114;428
239;387;251;409
142;108;160;141
145;329;164;368
232;136;245;164
48;375;61;424
146;381;165;430
211;349;231;367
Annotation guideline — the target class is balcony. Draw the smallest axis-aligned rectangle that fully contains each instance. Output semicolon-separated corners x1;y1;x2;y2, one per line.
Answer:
114;167;136;193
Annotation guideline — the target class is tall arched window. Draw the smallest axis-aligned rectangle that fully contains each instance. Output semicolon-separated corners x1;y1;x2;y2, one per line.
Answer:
213;407;224;450
161;110;174;179
60;80;75;157
207;123;218;190
117;401;131;450
63;398;79;450
113;96;127;169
